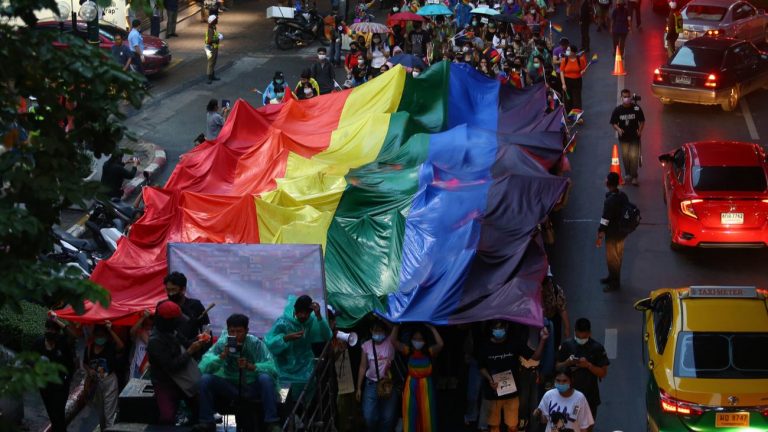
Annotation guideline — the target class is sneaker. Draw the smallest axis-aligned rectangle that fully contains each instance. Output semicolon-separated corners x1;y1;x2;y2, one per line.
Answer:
632;177;639;186
624;175;633;183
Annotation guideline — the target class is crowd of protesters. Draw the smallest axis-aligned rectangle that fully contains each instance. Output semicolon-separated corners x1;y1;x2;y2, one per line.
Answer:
38;265;615;432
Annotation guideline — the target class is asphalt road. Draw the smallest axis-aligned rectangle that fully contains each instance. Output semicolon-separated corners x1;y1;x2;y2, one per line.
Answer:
549;5;768;432
120;2;768;432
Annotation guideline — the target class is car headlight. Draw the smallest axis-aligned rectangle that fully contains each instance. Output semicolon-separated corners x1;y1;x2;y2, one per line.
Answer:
143;48;158;56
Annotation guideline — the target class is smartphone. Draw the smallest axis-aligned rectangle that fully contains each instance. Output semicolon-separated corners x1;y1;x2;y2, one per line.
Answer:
227;335;238;353
221;99;231;109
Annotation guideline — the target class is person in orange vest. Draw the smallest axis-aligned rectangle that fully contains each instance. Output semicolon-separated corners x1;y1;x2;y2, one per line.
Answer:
665;1;682;58
204;15;223;84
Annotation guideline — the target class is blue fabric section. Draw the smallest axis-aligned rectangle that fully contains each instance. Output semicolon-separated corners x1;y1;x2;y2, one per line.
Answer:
447;63;500;130
388;125;497;324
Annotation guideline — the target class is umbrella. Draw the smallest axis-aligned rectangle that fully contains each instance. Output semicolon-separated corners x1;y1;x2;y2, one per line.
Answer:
417;3;453;16
349;22;390;33
494;13;525;24
471;6;500;15
388;53;427;70
387;11;426;25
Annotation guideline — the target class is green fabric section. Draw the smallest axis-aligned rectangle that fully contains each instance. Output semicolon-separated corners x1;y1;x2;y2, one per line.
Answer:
264;295;332;382
325;63;450;328
198;331;278;386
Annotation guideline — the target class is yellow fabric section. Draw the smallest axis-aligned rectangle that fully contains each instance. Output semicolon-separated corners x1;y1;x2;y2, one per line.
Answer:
257;67;406;247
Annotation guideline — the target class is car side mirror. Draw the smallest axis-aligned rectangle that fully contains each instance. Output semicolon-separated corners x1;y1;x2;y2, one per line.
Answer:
634;297;652;311
658;153;673;167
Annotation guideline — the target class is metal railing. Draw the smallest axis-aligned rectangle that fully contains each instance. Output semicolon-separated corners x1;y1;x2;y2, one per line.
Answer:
281;341;337;432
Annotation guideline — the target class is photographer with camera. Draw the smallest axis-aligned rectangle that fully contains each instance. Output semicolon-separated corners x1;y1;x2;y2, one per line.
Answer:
196;314;281;432
609;89;645;186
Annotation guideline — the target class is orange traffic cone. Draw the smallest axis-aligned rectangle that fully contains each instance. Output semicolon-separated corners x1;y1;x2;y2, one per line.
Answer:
610;144;624;185
612;46;626;76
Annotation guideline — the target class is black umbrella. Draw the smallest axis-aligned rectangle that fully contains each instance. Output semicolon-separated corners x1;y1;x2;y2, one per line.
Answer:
494;13;525;25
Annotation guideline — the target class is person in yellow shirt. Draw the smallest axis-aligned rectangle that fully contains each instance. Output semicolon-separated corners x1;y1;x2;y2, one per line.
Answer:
204;15;223;84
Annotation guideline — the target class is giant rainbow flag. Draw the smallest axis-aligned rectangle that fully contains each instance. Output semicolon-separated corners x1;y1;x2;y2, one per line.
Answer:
60;61;569;328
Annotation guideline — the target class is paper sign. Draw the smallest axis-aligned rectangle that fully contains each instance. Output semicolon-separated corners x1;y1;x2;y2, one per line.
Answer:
492;370;517;396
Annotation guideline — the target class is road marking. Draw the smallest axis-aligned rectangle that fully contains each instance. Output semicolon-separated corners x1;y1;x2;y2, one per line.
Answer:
605;328;618;360
739;99;760;140
165;58;184;71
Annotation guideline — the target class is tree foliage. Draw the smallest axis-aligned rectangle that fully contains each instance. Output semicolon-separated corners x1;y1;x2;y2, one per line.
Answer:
0;0;145;397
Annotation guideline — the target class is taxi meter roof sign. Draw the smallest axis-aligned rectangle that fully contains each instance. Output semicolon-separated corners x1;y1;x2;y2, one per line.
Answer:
688;286;757;298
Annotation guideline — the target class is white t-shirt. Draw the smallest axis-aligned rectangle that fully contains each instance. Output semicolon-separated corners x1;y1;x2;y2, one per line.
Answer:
361;335;395;381
537;388;594;432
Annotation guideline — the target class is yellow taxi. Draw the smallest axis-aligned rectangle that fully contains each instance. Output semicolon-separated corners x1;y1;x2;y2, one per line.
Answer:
634;286;768;432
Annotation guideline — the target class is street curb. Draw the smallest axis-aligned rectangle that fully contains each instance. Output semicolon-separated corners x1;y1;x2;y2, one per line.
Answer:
122;145;167;200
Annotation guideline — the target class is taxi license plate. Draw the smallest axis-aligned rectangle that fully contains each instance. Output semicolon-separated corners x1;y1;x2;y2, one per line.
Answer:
675;75;692;85
721;212;744;225
716;412;750;428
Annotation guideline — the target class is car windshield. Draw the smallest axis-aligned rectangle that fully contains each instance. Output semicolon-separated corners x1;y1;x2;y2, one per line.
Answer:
683;5;727;21
670;47;723;68
692;166;767;192
675;332;768;378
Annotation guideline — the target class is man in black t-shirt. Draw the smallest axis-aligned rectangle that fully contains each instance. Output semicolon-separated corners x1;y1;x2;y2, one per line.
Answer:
610;88;645;185
596;172;630;291
164;271;211;358
556;318;609;428
478;320;549;432
407;21;431;59
33;319;76;432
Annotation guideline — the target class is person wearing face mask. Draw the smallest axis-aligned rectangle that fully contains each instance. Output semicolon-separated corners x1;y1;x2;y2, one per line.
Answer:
264;295;331;383
312;47;336;94
559;45;586;113
33;318;76;432
527;55;545;85
665;1;682;58
84;322;125;431
351;54;369;86
198;313;281;432
295;68;321;97
555;318;609;428
533;368;594;432
147;300;207;425
390;324;444;432
357;319;398;432
478;320;549;432
262;71;292;105
369;34;390;70
610;88;645;185
345;41;363;74
297;82;318;99
164;271;211;353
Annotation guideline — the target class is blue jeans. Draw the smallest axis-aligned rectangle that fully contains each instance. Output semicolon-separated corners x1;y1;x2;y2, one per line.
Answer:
329;39;342;65
464;359;482;424
540;319;555;378
199;373;279;424
362;379;397;432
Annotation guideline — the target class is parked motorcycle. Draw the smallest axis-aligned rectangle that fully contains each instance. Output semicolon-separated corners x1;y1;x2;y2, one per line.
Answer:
270;6;329;50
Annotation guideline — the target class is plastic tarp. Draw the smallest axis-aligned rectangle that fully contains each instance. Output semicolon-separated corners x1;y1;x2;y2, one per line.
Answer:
59;62;569;329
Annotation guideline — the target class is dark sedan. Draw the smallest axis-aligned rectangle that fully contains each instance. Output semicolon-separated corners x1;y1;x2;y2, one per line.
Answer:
37;20;171;75
652;36;768;111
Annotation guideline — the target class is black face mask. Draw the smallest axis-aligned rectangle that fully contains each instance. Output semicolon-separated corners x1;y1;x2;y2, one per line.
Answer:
168;293;183;304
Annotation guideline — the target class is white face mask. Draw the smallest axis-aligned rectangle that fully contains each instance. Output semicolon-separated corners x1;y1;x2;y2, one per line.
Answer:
412;71;420;77
669;1;676;7
304;88;313;95
533;62;541;68
318;54;326;60
462;46;470;52
575;336;589;345
565;49;572;56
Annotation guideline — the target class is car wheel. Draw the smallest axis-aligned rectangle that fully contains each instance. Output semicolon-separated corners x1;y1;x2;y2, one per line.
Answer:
721;86;739;112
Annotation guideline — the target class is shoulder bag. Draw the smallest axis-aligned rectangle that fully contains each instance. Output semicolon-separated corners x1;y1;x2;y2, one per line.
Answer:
371;341;393;399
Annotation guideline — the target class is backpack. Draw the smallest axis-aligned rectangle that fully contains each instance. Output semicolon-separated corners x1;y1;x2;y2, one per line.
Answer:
617;198;641;236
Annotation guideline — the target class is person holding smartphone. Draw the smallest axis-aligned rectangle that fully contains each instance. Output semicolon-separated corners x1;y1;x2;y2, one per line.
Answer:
197;314;281;432
204;98;230;140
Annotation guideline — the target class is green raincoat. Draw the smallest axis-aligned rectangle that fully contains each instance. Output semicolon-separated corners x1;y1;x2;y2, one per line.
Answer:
265;296;332;382
198;330;278;386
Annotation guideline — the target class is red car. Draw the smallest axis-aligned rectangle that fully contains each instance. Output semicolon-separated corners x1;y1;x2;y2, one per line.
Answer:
659;141;768;250
36;20;171;75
